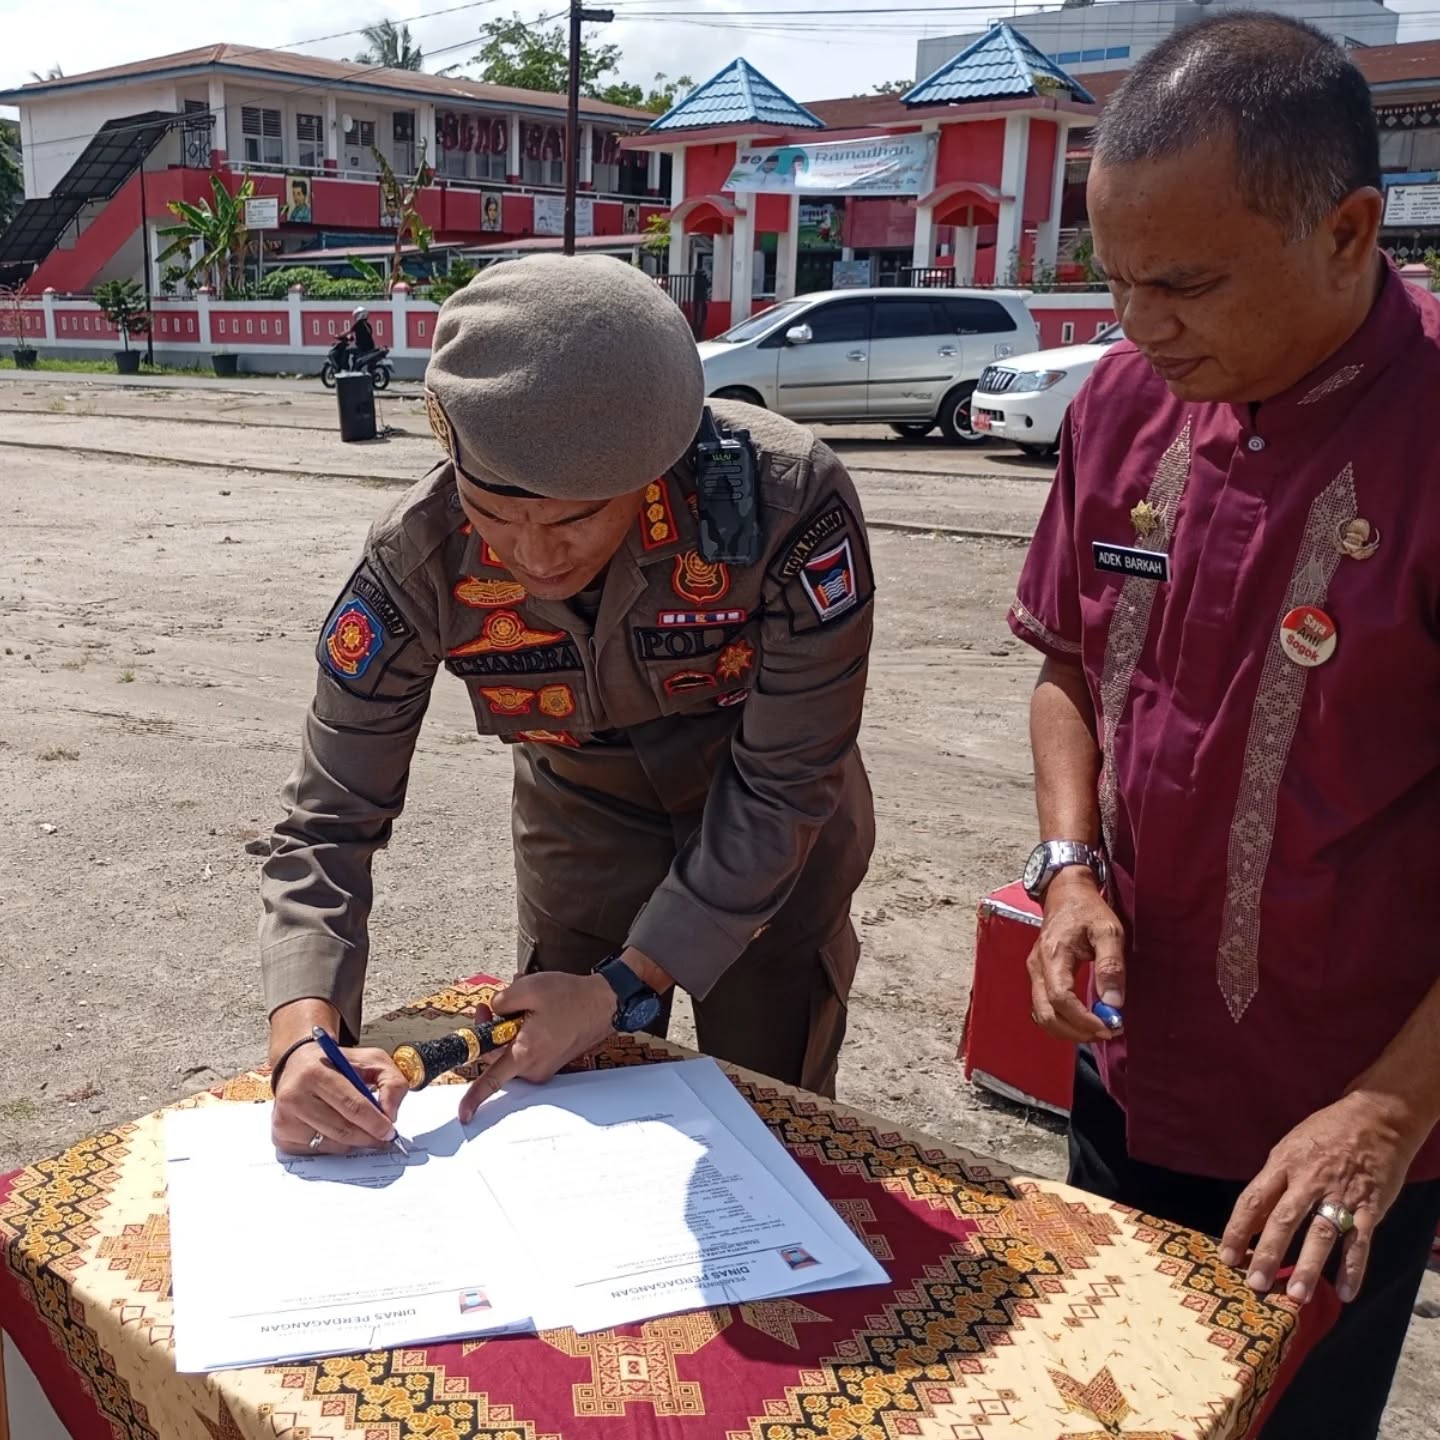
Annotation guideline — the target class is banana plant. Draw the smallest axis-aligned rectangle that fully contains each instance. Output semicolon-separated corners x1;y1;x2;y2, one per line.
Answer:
373;142;432;292
156;174;256;299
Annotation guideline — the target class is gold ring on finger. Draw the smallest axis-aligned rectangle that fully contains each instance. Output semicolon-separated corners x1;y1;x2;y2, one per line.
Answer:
1315;1199;1355;1234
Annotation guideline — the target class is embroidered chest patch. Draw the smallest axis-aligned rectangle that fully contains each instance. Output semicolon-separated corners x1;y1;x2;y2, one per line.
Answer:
324;597;386;678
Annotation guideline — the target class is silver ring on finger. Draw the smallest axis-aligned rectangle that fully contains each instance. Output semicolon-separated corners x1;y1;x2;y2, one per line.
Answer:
308;1132;325;1151
1315;1199;1355;1235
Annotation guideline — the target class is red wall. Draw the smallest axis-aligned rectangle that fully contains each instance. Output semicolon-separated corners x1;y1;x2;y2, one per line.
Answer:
210;309;292;345
754;194;791;234
311;179;382;229
1024;121;1059;224
936;120;1005;188
301;308;394;348
684;143;739;200
1031;304;1116;349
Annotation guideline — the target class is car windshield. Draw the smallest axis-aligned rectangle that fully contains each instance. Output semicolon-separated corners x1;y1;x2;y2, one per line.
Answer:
714;299;809;343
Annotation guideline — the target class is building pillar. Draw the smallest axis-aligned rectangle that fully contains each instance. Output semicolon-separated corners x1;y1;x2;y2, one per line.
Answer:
196;286;214;348
646;150;662;197
774;193;800;301
712;232;733;302
286;284;304;350
324;96;339;172
954;208;978;284
41;288;57;344
911;202;935;271
730;199;755;316
667;148;687;275
1035;122;1069;274
417;102;437;173
507;114;522;184
207;78;228;166
996;114;1031;284
580;123;595;190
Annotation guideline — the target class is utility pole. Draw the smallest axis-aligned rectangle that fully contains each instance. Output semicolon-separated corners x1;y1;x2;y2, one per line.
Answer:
136;142;155;366
564;0;613;255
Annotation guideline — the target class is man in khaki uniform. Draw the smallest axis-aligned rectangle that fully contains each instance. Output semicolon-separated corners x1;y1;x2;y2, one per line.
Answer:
261;255;876;1154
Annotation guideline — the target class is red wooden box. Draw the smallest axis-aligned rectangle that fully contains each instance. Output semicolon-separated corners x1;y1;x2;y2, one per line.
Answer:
959;881;1089;1115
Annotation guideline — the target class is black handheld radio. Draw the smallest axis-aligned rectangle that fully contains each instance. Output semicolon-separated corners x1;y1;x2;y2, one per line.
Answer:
693;407;761;566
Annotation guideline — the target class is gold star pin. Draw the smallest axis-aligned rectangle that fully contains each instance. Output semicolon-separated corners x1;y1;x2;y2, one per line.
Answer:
1130;500;1159;541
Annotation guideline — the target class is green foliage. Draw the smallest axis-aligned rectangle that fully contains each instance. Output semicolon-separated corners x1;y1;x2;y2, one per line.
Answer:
424;261;481;305
1070;230;1103;284
93;279;151;352
155;174;257;298
870;78;914;97
257;266;386;300
643;212;670;257
0;119;22;231
373;144;433;288
470;15;686;111
357;20;424;70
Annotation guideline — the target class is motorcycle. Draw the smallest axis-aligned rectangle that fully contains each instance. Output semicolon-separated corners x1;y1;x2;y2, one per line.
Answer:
320;340;393;391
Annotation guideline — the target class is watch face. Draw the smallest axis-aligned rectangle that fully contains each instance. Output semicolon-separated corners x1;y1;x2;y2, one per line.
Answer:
621;992;663;1034
1023;844;1046;894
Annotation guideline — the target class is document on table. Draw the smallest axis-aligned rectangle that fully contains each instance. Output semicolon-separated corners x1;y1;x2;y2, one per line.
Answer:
164;1059;888;1372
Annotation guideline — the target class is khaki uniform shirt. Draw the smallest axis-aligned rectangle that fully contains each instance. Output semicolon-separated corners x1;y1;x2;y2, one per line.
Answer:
260;405;875;1039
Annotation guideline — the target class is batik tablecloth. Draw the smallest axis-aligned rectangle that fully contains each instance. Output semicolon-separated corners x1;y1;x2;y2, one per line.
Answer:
1;977;1335;1440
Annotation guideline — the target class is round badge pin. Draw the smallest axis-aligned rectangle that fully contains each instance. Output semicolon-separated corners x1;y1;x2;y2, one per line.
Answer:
1279;605;1337;667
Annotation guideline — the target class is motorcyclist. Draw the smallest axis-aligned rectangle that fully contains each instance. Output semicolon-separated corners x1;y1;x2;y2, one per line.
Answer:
342;307;376;371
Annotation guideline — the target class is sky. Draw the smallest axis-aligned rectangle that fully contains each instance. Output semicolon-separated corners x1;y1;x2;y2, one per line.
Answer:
3;0;1440;119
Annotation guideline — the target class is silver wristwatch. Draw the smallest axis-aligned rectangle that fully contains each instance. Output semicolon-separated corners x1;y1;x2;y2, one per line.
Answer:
1022;840;1108;902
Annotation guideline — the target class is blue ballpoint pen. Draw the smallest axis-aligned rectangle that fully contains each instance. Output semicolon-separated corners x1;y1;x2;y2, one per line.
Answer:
311;1026;411;1154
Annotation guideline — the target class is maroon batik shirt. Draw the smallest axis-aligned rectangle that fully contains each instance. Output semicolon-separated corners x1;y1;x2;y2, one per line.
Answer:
1011;265;1440;1182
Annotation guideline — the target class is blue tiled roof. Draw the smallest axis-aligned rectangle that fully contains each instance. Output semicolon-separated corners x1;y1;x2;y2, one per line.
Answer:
903;23;1095;107
648;58;824;133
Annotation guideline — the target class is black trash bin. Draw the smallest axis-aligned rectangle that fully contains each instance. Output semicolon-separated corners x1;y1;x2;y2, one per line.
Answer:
336;370;377;443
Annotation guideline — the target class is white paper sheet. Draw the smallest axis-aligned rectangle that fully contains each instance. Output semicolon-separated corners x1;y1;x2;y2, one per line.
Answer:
164;1059;888;1370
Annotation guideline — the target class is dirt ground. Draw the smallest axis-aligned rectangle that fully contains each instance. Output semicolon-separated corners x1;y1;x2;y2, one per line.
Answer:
0;373;1435;1436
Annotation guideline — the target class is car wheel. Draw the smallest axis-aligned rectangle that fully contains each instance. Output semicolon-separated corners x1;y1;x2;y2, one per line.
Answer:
711;386;765;408
889;422;935;439
937;383;984;445
1019;442;1057;460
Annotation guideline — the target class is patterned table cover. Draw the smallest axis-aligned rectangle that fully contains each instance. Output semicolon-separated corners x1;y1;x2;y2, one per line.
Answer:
0;978;1335;1440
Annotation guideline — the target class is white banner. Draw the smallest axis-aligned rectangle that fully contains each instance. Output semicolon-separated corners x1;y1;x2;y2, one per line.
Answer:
533;194;594;237
244;197;280;231
1384;182;1440;226
725;133;936;196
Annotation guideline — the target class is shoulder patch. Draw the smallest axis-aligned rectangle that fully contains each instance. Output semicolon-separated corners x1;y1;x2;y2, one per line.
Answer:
771;497;849;582
798;537;861;623
316;561;417;698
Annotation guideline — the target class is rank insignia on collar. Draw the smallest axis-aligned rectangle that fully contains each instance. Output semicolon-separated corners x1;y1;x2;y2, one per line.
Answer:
448;610;567;657
1130;500;1160;542
640;479;677;550
1334;517;1380;560
479;539;505;569
455;577;527;608
672;550;731;605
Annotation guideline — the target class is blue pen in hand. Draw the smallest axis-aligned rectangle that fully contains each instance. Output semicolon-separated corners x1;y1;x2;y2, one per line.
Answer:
311;1027;410;1154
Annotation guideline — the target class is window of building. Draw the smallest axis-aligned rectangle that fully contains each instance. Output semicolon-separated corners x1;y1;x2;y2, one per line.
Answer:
393;112;416;175
296;113;323;170
344;117;377;165
1104;45;1130;59
241;106;283;167
476;148;508;180
522;154;564;186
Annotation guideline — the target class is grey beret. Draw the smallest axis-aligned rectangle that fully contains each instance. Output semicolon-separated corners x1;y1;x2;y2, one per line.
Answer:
424;254;705;499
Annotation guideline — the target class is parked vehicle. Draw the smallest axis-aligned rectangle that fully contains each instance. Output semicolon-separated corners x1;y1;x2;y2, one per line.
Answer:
320;341;393;390
697;288;1039;444
972;322;1124;457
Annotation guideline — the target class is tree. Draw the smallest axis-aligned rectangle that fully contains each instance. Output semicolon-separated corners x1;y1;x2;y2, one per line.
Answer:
28;64;63;82
871;78;913;97
374;143;433;290
0;120;23;230
155;174;256;298
425;259;481;305
356;20;424;71
594;72;695;113
93;279;151;354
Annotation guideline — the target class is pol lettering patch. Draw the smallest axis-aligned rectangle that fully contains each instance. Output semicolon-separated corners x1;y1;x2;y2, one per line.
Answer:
799;537;860;623
1092;541;1170;582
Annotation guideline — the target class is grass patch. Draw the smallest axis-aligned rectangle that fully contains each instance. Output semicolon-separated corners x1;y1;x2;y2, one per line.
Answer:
39;746;79;761
119;669;136;683
0;1097;37;1123
1;357;259;378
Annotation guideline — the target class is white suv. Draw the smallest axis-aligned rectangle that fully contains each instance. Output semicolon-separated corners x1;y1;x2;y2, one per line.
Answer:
696;288;1039;445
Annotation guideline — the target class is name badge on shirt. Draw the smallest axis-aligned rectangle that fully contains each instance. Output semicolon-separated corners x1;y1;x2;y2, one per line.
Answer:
1092;541;1170;583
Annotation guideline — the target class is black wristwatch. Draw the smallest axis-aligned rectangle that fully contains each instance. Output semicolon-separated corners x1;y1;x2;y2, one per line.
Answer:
593;953;664;1033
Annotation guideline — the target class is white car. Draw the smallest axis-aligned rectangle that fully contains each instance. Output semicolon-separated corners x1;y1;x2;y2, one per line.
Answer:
972;322;1124;457
697;288;1039;445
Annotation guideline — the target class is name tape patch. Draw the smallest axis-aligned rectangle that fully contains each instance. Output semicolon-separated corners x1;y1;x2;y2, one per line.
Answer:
351;573;411;636
1092;541;1170;582
445;641;583;677
776;504;846;581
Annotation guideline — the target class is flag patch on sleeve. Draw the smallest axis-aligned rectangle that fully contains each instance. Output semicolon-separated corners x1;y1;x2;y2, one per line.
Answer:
798;537;860;623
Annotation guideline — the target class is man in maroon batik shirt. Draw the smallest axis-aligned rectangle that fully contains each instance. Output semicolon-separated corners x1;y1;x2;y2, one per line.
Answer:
1011;16;1440;1437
